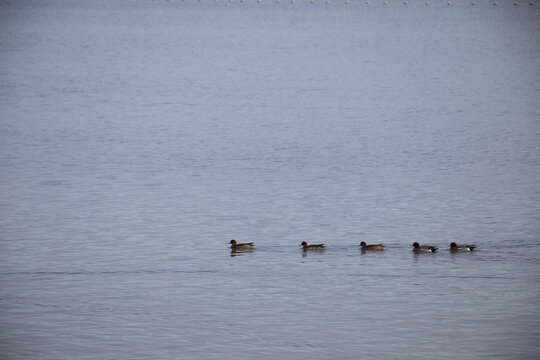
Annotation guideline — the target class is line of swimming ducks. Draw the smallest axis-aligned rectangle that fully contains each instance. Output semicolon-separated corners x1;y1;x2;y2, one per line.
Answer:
229;239;477;252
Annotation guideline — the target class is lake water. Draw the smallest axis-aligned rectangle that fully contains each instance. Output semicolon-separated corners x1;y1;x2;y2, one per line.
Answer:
1;0;540;359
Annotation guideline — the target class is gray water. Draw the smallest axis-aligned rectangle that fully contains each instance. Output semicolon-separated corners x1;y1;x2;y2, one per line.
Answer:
1;0;540;359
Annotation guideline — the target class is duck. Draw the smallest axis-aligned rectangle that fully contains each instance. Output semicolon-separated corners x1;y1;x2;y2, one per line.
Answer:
229;240;254;249
412;242;438;253
301;241;325;250
360;241;385;251
449;242;476;252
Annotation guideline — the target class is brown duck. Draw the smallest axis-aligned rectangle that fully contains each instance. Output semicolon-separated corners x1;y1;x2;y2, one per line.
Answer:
360;241;385;251
301;241;325;250
229;240;254;249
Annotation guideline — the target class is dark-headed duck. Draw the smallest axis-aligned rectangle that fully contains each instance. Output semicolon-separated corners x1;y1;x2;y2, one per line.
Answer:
449;242;476;252
412;242;438;253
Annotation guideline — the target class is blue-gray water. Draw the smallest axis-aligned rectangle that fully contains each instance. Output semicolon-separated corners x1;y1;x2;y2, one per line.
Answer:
1;1;540;359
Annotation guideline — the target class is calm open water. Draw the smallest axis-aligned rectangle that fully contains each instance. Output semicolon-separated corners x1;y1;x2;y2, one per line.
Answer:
1;0;540;359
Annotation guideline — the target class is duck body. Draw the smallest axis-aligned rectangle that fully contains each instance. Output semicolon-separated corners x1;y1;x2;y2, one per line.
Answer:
229;239;254;249
449;242;476;252
301;241;325;250
360;241;385;251
412;242;438;253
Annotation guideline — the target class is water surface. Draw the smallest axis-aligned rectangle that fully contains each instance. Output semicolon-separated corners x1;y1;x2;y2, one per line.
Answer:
1;1;540;359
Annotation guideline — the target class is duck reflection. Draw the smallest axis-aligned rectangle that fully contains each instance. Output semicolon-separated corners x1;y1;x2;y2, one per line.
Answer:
230;248;254;257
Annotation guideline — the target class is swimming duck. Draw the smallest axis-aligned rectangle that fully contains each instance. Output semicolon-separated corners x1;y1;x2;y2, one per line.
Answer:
301;241;325;250
360;241;385;251
229;240;254;249
449;242;476;252
412;242;438;253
